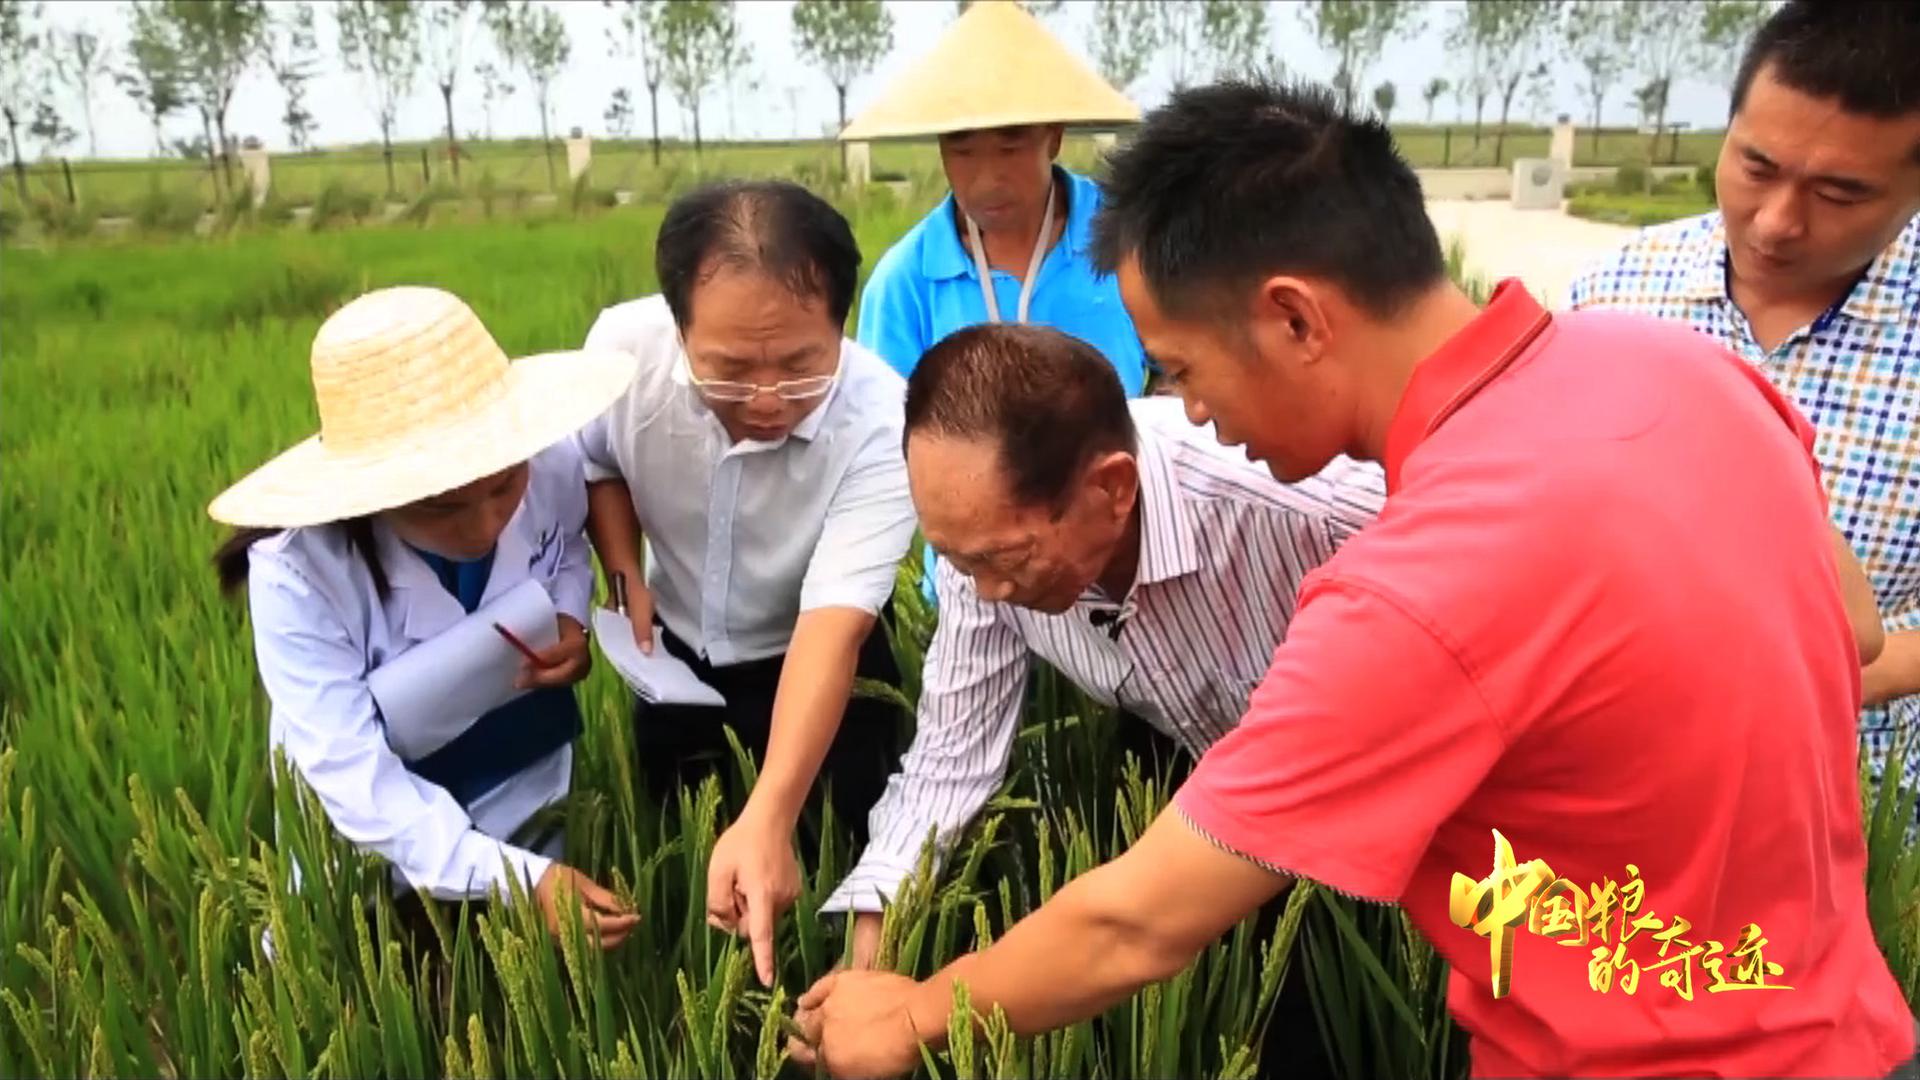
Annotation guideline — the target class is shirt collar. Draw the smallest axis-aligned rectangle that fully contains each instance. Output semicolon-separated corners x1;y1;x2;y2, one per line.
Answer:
1382;279;1553;493
920;165;1081;283
1842;212;1920;324
375;513;535;642
1694;210;1920;325
1679;214;1732;302
1131;425;1204;587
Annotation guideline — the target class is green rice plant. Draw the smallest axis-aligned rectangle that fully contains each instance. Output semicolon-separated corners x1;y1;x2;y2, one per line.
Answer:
570;172;619;216
257;191;299;227
400;182;464;228
1864;733;1920;1004
1300;892;1466;1080
25;195;100;241
308;178;377;231
1444;236;1492;306
132;182;208;237
213;183;257;235
208;250;355;330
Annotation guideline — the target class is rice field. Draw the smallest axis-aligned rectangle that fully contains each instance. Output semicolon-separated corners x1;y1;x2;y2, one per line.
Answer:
2;194;1915;1078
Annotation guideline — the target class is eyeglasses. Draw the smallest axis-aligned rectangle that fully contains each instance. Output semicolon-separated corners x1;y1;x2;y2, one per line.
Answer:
681;349;842;403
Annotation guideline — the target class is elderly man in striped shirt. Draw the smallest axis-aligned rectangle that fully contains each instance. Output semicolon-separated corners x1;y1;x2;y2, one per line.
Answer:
820;323;1382;970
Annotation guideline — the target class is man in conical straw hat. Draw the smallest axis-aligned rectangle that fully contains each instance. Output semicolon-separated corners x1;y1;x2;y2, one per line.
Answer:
848;0;1149;397
209;286;641;950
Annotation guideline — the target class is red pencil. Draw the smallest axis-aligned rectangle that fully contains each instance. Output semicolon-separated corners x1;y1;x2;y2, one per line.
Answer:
493;622;545;666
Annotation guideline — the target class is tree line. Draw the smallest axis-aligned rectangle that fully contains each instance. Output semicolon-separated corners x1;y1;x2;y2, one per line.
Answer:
1078;0;1770;164
0;0;764;201
0;0;1773;204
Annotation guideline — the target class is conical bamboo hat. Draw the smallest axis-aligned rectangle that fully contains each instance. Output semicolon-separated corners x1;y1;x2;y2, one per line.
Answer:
840;1;1139;141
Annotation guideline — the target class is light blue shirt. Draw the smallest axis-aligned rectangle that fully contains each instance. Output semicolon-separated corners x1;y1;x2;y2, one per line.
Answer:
856;167;1148;396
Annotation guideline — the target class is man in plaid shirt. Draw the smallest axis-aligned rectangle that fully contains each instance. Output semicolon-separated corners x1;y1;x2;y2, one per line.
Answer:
1568;1;1920;782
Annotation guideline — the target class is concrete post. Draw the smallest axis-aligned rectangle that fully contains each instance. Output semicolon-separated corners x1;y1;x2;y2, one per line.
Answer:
238;146;271;204
1510;158;1565;209
565;135;592;183
1549;115;1575;169
844;140;872;185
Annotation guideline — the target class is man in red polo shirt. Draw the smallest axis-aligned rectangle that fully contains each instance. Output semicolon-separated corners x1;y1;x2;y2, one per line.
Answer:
792;80;1910;1079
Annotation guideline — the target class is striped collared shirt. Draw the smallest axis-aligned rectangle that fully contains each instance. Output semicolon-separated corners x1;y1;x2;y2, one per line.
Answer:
821;399;1385;914
1566;211;1920;776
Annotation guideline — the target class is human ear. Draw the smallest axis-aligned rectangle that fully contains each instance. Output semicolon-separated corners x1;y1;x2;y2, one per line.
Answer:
1255;277;1332;364
1084;451;1139;523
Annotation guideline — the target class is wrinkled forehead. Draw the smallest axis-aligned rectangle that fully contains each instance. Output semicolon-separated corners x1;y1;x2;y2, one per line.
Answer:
682;268;839;351
906;431;1039;536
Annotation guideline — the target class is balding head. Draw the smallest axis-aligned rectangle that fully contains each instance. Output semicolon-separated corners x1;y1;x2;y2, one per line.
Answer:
655;179;861;331
903;324;1139;613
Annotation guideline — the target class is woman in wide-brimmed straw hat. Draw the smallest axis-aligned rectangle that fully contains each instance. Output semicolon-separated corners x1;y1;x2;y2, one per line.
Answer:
210;285;639;948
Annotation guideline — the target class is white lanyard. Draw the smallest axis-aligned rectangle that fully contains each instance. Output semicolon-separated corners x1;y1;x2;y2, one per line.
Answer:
965;182;1056;324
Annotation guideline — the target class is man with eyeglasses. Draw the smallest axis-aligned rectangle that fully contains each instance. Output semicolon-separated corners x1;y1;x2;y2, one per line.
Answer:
572;180;917;988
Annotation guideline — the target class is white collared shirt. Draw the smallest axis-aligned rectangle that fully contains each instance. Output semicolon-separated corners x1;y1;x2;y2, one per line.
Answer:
246;442;594;901
822;399;1386;913
572;295;916;665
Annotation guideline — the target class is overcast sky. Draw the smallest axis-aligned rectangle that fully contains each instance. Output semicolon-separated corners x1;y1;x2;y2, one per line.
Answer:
31;0;1744;160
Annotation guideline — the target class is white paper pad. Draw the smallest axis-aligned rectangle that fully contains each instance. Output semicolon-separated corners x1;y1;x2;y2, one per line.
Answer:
592;608;727;707
368;578;560;760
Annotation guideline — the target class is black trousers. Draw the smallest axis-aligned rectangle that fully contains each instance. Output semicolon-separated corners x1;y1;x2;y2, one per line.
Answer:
632;616;908;848
1114;713;1336;1080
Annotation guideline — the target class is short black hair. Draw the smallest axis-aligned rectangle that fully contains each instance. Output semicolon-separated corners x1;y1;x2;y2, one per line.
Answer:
1731;1;1920;121
1091;79;1445;321
655;179;861;329
904;324;1136;511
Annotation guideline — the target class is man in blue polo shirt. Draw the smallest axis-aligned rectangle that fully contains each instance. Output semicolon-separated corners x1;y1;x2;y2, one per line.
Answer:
844;1;1146;394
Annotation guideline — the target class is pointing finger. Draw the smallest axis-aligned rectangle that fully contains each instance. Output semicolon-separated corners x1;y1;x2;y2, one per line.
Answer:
746;885;777;986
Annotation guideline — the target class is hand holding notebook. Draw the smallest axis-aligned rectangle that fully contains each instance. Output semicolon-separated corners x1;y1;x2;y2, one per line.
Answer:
591;607;727;708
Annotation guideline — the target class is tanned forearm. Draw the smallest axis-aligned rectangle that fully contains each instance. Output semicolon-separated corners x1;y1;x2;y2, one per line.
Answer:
904;866;1195;1040
586;480;646;580
1831;527;1885;666
1863;630;1920;708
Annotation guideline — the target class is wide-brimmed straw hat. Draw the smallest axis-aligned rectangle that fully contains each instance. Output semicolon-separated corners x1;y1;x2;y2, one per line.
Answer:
838;0;1139;142
208;286;636;528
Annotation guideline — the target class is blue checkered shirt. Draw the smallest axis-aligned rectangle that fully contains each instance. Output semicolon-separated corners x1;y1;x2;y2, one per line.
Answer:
1566;210;1920;783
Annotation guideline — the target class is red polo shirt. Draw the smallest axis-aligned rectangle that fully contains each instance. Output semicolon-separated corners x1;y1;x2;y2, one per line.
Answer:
1176;282;1913;1077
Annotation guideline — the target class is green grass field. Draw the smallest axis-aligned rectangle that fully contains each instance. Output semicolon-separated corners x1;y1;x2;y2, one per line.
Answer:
2;193;1914;1078
1;125;1726;223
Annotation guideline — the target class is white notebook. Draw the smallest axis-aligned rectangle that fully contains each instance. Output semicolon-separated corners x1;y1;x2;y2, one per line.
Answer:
592;608;727;708
367;578;560;760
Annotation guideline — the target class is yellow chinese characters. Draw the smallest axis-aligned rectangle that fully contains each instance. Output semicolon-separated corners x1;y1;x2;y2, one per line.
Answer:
1448;829;1555;999
1450;831;1793;1002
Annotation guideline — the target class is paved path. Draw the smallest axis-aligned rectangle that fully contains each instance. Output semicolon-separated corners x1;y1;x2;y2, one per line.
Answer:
1424;199;1640;307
